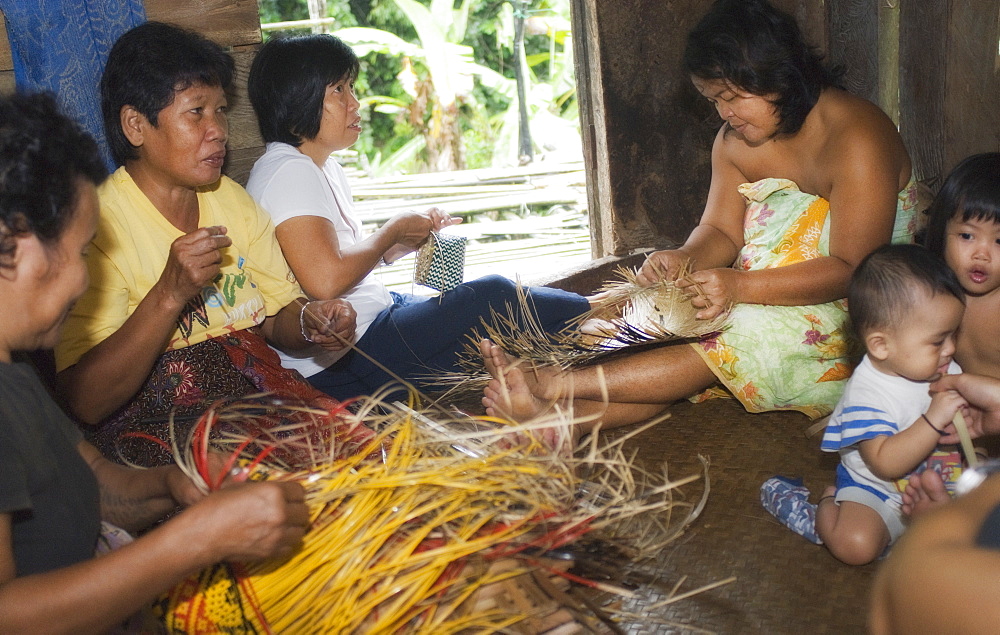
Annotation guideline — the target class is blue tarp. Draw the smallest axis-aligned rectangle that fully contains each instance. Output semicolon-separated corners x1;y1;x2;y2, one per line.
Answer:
0;0;145;169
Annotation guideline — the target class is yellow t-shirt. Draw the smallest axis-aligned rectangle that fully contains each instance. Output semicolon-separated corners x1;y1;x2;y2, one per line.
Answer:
55;168;303;371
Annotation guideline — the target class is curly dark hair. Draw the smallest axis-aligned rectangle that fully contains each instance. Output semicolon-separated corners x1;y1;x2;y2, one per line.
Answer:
101;21;234;167
684;0;843;135
248;34;360;146
0;93;107;267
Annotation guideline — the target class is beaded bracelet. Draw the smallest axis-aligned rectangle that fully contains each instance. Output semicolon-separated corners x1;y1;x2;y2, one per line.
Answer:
299;300;316;343
922;413;947;436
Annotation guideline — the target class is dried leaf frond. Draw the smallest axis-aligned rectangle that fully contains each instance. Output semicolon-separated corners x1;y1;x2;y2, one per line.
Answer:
156;391;712;633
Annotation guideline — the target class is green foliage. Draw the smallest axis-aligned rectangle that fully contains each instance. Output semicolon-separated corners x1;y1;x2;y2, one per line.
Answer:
259;1;581;173
258;0;308;24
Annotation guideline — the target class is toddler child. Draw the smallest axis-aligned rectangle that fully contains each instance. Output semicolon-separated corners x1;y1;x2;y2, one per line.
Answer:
897;153;1000;514
925;152;1000;378
761;244;968;565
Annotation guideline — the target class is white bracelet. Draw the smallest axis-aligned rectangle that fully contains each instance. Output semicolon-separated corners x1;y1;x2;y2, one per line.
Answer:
299;300;315;343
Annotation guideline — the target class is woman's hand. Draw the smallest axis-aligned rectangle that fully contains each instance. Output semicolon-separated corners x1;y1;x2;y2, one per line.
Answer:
635;249;692;286
425;206;461;232
381;207;462;262
301;299;357;351
166;466;208;508
191;481;310;563
158;225;232;308
930;374;1000;441
165;452;238;507
675;267;743;320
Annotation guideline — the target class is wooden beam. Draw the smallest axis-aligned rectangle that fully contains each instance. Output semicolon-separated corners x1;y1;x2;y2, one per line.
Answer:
569;0;608;257
878;0;900;124
227;49;264;151
944;1;1000;173
899;2;947;183
0;12;10;72
570;0;716;256
144;0;261;47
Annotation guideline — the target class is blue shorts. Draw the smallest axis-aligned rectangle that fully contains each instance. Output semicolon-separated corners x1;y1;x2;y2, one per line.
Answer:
835;464;906;543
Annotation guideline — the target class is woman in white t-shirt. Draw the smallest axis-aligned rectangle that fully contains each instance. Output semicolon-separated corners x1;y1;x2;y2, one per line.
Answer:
246;34;591;400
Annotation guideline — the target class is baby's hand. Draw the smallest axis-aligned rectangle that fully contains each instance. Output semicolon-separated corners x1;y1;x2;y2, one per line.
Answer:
924;389;968;436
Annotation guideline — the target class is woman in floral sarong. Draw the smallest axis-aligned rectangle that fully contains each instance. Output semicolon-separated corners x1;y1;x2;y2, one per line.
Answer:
481;0;916;427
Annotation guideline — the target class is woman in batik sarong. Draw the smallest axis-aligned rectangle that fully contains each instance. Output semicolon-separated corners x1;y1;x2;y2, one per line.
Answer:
55;23;371;466
481;0;917;426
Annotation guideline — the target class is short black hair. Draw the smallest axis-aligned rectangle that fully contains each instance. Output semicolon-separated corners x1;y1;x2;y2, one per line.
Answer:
848;244;965;340
248;34;360;146
100;21;234;167
683;0;842;135
924;152;1000;257
0;93;107;267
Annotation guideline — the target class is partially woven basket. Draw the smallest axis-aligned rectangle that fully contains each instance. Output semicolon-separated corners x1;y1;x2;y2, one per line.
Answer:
414;230;467;292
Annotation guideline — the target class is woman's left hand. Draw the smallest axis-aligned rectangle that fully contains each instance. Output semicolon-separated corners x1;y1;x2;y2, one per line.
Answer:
426;206;461;232
167;463;211;507
166;451;252;506
675;267;743;320
301;299;357;350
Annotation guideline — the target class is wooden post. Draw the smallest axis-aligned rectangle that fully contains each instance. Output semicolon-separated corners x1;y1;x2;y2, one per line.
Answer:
512;0;533;164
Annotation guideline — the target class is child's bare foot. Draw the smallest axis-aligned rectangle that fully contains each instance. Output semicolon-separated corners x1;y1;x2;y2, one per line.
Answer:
901;471;951;518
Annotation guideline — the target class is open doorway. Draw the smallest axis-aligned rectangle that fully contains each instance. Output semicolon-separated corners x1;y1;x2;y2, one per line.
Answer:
257;0;592;293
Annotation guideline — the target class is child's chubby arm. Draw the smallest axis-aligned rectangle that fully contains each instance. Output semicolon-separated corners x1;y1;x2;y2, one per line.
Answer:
860;390;968;481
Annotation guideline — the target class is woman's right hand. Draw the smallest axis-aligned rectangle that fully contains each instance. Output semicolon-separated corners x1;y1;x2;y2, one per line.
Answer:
383;207;461;256
931;374;1000;441
192;480;310;563
158;225;233;307
635;248;692;286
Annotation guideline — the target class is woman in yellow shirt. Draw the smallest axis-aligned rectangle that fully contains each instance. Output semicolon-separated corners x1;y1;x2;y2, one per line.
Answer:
55;22;370;466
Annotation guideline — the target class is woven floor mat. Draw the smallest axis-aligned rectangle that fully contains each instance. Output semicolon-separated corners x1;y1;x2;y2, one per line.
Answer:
597;397;876;634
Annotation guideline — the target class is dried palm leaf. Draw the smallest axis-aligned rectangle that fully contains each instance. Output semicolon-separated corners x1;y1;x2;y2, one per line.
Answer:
154;391;714;633
426;263;730;400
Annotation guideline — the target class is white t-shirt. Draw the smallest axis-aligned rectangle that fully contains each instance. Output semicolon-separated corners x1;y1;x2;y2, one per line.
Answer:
821;354;962;504
246;142;393;377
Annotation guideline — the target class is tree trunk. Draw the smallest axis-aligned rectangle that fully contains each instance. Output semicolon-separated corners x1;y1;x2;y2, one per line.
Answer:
513;0;533;164
307;0;327;33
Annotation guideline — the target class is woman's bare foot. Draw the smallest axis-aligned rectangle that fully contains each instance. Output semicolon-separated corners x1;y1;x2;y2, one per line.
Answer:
585;290;613;306
576;317;620;347
480;339;550;421
901;471;951;518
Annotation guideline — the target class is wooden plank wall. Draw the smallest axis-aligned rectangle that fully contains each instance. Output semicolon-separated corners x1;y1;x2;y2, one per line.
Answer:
900;1;1000;187
0;0;265;184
